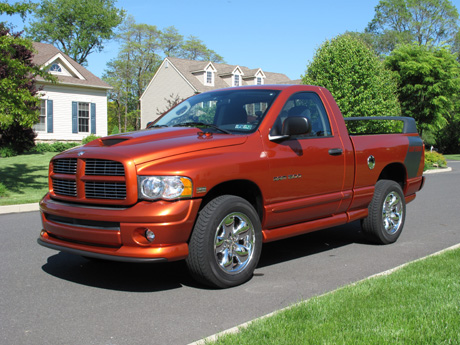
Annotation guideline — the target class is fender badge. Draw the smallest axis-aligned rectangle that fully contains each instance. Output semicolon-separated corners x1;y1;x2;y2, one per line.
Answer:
78;151;85;156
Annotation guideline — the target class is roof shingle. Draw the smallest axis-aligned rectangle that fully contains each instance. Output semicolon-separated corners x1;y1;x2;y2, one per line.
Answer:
32;42;112;89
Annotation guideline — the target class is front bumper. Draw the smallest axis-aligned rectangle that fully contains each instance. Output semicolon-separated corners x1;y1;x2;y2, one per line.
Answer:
38;194;202;262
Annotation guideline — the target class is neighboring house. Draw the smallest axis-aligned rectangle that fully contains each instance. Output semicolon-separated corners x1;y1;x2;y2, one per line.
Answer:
140;57;299;128
32;42;111;141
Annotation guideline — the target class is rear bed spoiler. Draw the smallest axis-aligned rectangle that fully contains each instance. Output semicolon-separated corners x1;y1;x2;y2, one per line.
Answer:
344;116;418;134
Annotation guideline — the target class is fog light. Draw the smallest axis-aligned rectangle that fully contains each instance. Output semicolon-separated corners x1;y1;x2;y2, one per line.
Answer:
145;229;155;242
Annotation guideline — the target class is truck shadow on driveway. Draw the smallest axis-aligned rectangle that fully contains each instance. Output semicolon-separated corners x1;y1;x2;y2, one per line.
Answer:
258;220;368;268
41;221;369;291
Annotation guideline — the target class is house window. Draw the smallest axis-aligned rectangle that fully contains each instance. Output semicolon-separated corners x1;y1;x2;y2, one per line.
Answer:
234;74;240;87
256;77;263;85
49;63;62;73
78;102;90;132
34;100;47;132
206;71;213;85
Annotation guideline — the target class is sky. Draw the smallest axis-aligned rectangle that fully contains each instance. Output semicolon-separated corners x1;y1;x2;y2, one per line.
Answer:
2;0;460;81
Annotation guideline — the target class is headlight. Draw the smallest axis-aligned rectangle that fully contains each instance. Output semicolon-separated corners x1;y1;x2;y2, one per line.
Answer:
138;176;192;200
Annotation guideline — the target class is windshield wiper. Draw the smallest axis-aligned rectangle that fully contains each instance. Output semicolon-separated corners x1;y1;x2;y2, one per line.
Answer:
173;122;231;134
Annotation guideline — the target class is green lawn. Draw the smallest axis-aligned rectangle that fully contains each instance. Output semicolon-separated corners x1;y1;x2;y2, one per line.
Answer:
208;247;460;345
0;152;56;205
444;154;460;161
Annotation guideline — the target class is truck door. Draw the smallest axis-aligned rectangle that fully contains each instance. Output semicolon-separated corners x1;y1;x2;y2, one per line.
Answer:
264;91;346;229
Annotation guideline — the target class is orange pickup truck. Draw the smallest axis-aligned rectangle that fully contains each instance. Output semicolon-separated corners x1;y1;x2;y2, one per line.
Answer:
38;85;425;288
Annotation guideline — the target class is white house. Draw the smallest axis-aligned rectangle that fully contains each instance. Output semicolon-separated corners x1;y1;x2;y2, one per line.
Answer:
32;42;111;141
140;57;299;128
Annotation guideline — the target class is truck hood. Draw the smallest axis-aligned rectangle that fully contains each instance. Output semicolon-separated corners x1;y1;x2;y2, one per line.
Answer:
58;127;248;165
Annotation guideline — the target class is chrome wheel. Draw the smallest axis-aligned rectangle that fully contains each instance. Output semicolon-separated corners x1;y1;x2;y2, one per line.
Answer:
362;180;406;245
214;212;255;275
382;191;403;235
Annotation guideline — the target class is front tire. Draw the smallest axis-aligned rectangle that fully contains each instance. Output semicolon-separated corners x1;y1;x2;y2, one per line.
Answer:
186;195;262;288
362;180;406;244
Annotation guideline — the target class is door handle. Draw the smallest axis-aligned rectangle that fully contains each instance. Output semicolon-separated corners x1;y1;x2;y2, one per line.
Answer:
328;148;343;156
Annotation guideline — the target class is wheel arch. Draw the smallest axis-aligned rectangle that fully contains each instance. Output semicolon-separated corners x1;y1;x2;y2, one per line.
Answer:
199;179;264;221
378;163;406;189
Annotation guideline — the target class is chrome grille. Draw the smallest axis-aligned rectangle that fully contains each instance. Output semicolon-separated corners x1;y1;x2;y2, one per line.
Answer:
85;182;126;200
53;179;77;197
53;159;77;174
85;159;124;176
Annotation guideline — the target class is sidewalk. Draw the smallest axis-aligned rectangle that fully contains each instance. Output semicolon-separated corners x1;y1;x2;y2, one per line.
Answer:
0;202;39;215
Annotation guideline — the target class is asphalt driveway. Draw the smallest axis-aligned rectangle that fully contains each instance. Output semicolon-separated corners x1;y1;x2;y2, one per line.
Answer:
1;162;459;345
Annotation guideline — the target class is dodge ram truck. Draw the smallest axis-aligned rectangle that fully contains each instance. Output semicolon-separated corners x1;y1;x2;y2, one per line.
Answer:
38;85;425;288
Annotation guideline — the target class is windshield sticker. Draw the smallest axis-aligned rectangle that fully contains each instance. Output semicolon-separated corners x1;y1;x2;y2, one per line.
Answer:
235;124;253;130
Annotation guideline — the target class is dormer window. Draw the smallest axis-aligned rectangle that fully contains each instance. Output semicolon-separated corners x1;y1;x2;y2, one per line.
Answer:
256;77;263;85
49;63;62;73
206;71;214;85
233;74;240;87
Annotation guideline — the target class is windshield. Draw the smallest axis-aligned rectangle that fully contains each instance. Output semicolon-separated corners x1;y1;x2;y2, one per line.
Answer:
152;89;280;134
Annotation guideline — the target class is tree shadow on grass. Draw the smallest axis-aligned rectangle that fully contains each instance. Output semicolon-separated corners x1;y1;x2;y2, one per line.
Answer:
0;162;48;195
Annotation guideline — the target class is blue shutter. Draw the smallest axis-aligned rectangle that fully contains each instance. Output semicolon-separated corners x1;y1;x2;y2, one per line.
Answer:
72;101;78;133
46;100;53;133
90;103;96;134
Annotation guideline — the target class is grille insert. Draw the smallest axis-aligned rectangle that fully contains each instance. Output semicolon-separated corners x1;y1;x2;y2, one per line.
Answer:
53;159;77;174
85;159;124;176
53;179;77;197
85;181;126;200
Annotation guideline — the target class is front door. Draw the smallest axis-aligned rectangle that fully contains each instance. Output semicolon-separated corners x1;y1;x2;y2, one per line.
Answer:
264;91;346;229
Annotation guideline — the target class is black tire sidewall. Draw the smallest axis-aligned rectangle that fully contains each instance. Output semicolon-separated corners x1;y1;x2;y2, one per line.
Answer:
188;195;262;288
364;180;406;245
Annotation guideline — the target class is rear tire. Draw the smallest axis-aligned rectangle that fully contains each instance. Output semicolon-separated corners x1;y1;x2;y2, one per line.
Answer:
186;195;262;288
362;180;406;244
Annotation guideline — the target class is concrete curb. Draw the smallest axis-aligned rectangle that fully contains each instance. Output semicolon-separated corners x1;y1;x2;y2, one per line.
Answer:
0;203;39;215
188;243;460;345
423;167;452;175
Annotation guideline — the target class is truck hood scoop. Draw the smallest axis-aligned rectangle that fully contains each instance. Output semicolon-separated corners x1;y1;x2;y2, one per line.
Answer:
101;138;129;146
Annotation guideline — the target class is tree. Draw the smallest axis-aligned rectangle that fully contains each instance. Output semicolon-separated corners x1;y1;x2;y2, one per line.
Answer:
160;26;184;57
26;0;125;65
366;0;460;55
0;3;54;153
385;43;460;138
103;16;163;132
181;35;224;63
0;0;34;20
302;34;401;134
103;18;225;133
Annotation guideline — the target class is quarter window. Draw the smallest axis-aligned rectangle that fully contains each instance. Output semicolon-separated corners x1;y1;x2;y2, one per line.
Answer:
78;102;90;133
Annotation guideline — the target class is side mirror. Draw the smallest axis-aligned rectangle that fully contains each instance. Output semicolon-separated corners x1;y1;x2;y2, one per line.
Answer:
282;116;311;136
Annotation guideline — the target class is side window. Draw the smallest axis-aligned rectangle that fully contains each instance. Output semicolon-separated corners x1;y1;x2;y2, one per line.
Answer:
270;92;332;138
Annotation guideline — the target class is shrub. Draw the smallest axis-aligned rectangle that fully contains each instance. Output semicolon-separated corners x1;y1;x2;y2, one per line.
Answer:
424;151;447;170
0;121;36;155
82;134;100;145
0;182;7;197
28;142;80;153
0;145;17;157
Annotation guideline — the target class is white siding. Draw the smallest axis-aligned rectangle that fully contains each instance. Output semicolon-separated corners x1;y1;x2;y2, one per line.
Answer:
34;83;108;141
140;62;195;128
